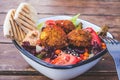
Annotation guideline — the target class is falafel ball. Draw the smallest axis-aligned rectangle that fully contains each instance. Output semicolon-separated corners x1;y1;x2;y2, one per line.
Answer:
39;25;68;49
67;29;92;47
55;20;75;34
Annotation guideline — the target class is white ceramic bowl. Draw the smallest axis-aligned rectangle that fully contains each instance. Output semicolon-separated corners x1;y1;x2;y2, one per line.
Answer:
13;16;112;80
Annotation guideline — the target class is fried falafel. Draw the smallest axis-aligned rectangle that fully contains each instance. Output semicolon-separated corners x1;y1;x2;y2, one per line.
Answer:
39;25;68;49
67;29;92;47
55;20;75;34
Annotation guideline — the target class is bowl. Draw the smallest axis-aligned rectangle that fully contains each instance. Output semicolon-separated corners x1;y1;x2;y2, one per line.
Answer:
12;16;112;80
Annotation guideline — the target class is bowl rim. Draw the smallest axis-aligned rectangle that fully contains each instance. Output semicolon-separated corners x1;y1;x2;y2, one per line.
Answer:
12;15;108;69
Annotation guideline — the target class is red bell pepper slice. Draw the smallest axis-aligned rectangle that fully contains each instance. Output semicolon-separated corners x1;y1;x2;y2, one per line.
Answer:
84;27;101;46
51;53;79;65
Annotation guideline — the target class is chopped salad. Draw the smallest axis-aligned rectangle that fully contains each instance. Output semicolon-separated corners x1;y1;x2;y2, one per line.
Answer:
21;15;107;66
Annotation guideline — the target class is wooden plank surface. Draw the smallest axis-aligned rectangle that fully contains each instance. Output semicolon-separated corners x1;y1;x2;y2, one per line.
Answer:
0;0;120;12
1;1;120;15
0;75;118;80
0;0;120;80
1;5;120;15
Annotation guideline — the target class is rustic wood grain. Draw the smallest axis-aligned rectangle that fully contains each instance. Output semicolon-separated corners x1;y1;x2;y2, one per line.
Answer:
0;0;120;16
0;0;120;11
0;44;31;71
0;75;118;80
0;4;120;16
0;28;12;43
0;76;50;80
0;0;120;80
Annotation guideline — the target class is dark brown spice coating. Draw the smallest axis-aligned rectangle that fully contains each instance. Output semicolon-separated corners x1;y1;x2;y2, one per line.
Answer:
39;25;68;49
67;29;92;47
55;20;75;34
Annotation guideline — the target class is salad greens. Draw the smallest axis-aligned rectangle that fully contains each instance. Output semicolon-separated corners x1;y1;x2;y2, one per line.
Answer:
37;22;44;30
70;14;80;27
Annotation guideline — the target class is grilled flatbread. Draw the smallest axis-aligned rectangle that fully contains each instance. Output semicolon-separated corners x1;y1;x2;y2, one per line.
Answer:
3;9;26;41
14;3;38;33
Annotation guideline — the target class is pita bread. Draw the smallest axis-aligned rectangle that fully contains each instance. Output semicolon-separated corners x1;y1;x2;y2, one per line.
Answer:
14;3;38;33
3;9;26;41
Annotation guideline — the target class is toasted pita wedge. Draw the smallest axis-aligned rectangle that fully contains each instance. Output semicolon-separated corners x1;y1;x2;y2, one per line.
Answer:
14;3;38;33
3;9;14;38
3;9;26;42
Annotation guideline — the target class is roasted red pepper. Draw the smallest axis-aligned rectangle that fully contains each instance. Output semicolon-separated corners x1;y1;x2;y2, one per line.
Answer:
84;27;101;46
45;20;56;26
51;53;79;65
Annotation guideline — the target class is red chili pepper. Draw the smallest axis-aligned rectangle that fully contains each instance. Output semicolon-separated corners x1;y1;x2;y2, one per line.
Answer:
84;27;101;46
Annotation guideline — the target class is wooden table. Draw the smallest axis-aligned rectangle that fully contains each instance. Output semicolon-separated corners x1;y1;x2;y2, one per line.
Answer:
0;0;120;80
